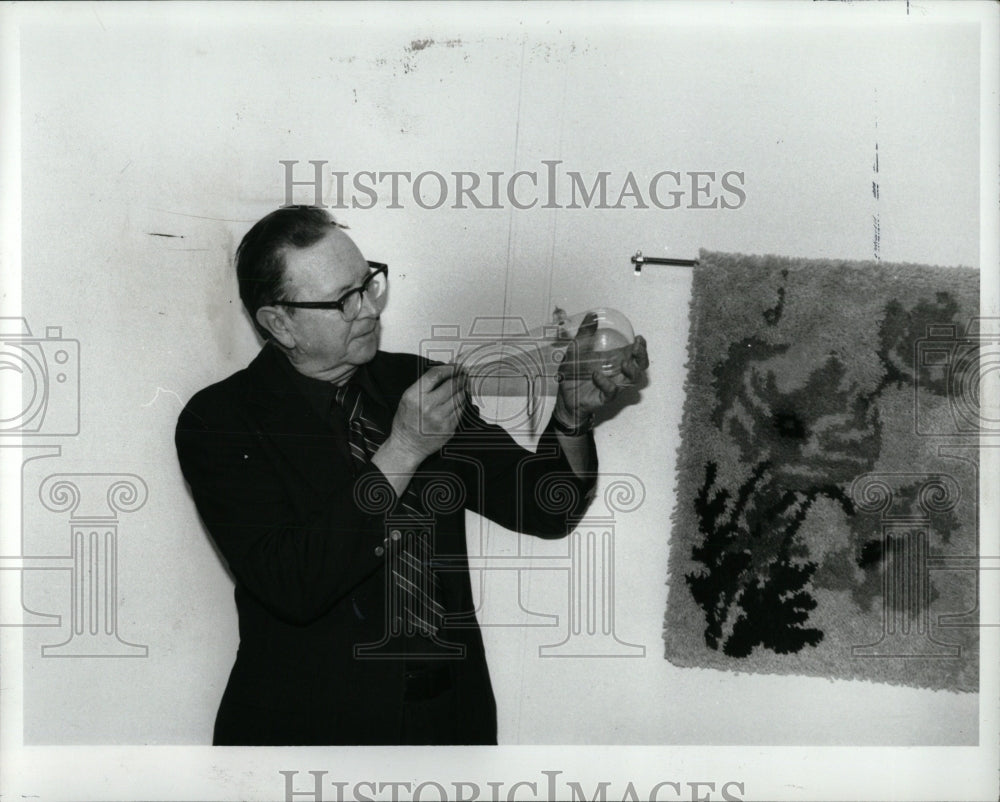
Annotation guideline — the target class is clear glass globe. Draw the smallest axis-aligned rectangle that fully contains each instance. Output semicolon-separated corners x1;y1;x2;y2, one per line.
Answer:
587;307;635;352
588;307;635;380
556;307;635;382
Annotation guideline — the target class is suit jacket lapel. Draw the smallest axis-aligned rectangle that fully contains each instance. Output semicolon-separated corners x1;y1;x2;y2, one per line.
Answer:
239;347;421;501
362;351;415;414
242;344;353;497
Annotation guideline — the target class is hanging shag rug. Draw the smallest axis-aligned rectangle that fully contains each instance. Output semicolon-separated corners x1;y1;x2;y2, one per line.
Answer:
663;251;981;693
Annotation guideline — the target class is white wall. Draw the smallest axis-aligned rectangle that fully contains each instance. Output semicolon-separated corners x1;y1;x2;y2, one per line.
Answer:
9;2;986;752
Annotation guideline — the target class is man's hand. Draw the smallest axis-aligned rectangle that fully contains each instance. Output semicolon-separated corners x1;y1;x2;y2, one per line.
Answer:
555;313;649;427
384;364;468;464
371;365;467;496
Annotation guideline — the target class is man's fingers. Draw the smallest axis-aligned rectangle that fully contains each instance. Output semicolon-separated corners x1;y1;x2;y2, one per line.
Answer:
592;370;620;401
422;380;467;435
620;337;648;382
576;312;599;340
423;371;469;412
442;373;471;413
420;363;461;391
630;335;649;369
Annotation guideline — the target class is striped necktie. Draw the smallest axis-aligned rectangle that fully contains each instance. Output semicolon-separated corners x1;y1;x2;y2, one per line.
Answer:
333;382;445;637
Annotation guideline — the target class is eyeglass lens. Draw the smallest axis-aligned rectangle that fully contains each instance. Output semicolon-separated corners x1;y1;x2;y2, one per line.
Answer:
344;271;387;320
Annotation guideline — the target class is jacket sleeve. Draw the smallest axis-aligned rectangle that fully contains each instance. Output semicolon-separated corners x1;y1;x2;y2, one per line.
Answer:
444;407;598;538
175;395;399;627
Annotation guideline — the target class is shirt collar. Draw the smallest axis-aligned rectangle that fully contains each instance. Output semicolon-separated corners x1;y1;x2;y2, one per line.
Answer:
352;362;388;408
275;345;388;419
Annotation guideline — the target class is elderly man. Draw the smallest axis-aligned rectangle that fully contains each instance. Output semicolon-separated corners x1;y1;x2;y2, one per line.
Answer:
176;205;648;745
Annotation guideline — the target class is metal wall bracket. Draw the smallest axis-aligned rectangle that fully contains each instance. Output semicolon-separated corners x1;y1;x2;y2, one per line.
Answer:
631;250;698;274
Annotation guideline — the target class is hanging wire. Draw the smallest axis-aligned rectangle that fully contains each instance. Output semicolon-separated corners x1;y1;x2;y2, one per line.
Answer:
502;36;528;330
544;53;571;320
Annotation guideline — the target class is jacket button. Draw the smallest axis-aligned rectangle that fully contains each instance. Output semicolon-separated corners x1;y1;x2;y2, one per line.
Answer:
375;545;385;556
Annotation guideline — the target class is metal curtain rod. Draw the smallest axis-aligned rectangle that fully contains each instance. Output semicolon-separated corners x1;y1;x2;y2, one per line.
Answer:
631;250;699;274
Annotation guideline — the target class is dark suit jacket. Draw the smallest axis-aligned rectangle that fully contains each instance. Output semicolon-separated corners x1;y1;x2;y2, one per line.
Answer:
175;343;596;745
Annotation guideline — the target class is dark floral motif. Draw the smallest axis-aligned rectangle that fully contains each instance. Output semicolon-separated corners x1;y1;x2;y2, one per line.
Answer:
685;286;964;658
687;460;850;656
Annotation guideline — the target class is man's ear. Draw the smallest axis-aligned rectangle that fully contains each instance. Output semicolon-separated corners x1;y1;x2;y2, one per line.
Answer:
256;305;296;349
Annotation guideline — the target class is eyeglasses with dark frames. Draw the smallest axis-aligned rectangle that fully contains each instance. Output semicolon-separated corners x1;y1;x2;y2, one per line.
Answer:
274;261;388;321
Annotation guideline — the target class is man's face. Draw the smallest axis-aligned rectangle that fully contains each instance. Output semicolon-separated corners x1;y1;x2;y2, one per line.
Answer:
274;228;382;380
